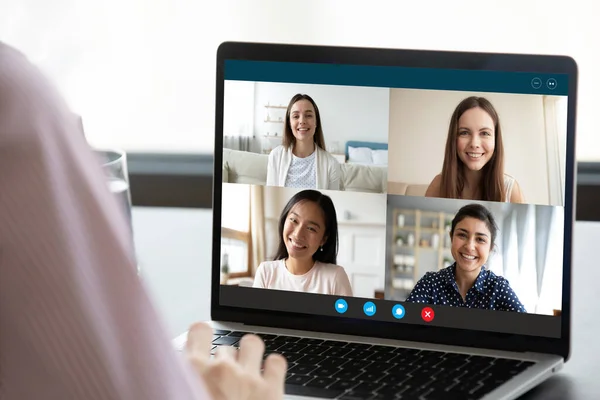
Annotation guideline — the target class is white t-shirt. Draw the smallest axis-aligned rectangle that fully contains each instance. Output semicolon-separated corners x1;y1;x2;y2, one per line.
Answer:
284;149;317;188
253;259;353;296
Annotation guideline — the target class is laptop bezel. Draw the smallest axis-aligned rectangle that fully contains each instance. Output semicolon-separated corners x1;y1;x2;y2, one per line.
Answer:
210;41;577;361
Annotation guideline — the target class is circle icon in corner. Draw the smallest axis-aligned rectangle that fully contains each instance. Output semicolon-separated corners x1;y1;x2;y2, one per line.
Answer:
334;299;348;314
363;301;377;317
547;78;557;90
392;304;406;319
421;307;435;322
531;77;542;89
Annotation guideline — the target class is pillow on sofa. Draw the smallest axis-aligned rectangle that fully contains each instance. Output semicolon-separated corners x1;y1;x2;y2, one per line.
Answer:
348;146;373;164
341;163;387;193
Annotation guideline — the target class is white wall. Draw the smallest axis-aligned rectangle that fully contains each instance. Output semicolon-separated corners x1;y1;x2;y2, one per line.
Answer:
252;82;390;153
223;80;255;137
3;0;597;161
263;186;387;297
265;187;387;225
388;89;563;206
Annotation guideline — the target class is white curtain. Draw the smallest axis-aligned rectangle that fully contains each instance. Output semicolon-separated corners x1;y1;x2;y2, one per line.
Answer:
250;185;266;275
224;135;251;151
497;204;563;315
502;210;521;298
515;205;538;312
543;95;568;206
536;207;564;315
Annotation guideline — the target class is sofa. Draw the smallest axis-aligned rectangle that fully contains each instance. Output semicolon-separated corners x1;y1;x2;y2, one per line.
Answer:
222;148;428;196
387;181;429;197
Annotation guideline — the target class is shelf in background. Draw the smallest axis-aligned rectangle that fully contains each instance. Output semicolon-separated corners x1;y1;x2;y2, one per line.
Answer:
394;245;416;250
418;227;442;233
395;225;416;230
264;105;287;109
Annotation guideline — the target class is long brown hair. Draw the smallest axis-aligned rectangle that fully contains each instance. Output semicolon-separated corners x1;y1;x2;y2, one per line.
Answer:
439;96;505;201
282;94;326;151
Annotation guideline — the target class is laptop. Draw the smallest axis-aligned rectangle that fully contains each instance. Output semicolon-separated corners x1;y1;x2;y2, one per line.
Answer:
183;42;578;399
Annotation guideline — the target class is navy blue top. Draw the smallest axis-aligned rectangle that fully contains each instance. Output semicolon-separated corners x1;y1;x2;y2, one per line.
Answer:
405;264;526;313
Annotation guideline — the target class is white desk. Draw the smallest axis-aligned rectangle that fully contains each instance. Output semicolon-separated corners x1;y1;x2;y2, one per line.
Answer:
132;207;213;337
132;207;600;399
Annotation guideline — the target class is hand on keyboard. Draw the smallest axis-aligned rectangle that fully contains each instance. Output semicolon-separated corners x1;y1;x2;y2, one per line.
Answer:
186;322;288;400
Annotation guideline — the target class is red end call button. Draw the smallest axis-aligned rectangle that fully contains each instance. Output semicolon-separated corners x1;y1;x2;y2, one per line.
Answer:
421;307;435;322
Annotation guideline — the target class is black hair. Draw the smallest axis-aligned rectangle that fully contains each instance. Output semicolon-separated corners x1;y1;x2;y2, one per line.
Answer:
450;203;499;248
273;189;338;264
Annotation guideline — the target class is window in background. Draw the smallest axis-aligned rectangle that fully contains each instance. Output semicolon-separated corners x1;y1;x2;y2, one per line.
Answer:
223;81;255;152
221;184;252;277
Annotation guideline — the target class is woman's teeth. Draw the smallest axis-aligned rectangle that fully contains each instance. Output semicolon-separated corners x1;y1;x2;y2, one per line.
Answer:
461;253;476;260
289;239;306;249
467;153;483;158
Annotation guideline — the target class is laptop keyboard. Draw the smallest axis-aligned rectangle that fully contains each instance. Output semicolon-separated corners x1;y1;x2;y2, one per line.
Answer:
210;329;535;399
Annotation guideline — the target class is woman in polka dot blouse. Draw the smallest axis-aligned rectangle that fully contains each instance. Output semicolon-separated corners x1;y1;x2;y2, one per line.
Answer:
266;94;342;190
405;203;526;313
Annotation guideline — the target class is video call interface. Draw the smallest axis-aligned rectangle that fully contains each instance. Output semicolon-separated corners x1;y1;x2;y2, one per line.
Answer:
218;59;569;339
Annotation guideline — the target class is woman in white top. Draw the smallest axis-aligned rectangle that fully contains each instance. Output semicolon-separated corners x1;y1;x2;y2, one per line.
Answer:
253;189;353;296
266;94;342;190
425;96;525;203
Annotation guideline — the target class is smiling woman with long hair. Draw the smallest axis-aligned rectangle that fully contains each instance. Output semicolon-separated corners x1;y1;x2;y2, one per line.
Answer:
405;203;525;312
253;189;353;296
425;96;525;203
266;94;342;190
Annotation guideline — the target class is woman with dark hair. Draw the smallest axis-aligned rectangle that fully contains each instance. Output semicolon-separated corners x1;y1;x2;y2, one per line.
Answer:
425;96;525;203
266;94;342;190
406;203;526;312
253;189;353;296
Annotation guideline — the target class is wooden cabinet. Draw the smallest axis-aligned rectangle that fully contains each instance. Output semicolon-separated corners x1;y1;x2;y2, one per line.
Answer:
389;208;455;300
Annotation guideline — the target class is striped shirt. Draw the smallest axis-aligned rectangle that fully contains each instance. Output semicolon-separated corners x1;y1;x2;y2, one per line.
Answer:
0;42;209;399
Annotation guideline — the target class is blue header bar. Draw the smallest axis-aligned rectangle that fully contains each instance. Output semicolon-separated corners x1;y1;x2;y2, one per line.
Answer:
224;60;568;96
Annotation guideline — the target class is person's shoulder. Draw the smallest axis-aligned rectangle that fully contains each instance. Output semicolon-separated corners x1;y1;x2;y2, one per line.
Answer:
424;267;446;280
0;43;46;99
504;173;521;189
269;145;285;158
0;43;73;145
257;260;283;272
317;146;340;164
0;43;53;94
504;173;525;203
484;269;511;287
315;262;346;275
503;173;515;182
425;174;442;197
418;266;451;285
0;43;30;75
0;43;26;70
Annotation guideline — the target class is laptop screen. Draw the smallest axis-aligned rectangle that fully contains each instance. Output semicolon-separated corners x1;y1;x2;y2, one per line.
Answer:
218;55;570;339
